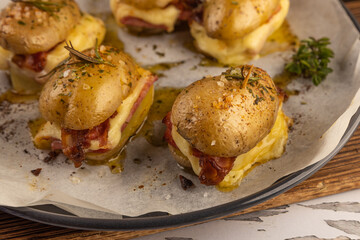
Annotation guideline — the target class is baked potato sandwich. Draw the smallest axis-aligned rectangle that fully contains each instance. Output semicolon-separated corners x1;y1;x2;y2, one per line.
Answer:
189;0;289;65
163;65;291;190
0;0;105;94
33;44;157;168
110;0;195;33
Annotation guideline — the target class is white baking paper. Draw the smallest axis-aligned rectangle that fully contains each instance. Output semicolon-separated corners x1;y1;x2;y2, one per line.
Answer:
0;0;359;217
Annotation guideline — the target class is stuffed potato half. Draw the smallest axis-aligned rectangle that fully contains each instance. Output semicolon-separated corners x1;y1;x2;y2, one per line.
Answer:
163;65;291;190
34;46;157;168
190;0;290;65
110;0;195;33
0;0;105;94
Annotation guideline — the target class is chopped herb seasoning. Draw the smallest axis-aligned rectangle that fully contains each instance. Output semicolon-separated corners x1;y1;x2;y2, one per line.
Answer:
17;20;26;25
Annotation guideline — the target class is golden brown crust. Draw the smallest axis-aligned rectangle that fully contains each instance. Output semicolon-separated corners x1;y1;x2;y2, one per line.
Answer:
0;0;81;54
39;46;141;130
203;0;281;40
171;65;279;157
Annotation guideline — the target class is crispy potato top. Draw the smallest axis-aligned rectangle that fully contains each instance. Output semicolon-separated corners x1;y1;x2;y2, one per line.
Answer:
118;0;173;9
0;0;81;54
171;65;279;157
39;46;142;130
203;0;281;40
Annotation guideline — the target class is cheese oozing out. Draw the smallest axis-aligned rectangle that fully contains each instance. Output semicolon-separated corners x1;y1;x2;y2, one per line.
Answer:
190;0;289;65
33;69;154;161
110;0;180;32
171;104;290;190
0;46;12;70
7;14;106;94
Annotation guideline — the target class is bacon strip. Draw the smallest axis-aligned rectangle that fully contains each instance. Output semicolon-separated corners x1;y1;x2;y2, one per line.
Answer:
163;111;236;185
61;118;111;168
171;0;202;21
162;112;178;149
192;149;235;185
12;51;48;72
121;17;168;31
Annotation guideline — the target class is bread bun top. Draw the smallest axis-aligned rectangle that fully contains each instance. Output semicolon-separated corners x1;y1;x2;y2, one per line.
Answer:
0;0;81;54
39;46;142;130
203;0;281;40
171;65;279;157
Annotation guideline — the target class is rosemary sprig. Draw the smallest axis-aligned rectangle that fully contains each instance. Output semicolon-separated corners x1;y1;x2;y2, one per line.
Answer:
242;64;254;89
223;67;260;82
11;0;64;14
39;40;115;78
64;40;115;67
285;37;334;86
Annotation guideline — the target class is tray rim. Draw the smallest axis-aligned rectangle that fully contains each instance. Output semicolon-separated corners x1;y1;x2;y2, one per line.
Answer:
1;0;360;231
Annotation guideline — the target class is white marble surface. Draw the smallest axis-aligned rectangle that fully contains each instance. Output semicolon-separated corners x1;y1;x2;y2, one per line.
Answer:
137;189;360;240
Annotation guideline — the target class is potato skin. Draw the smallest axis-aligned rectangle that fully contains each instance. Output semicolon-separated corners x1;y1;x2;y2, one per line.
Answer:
0;0;81;54
39;46;141;130
171;65;279;157
203;0;280;40
168;144;193;169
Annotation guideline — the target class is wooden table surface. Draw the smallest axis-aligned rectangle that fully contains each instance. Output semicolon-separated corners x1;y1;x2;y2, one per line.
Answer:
1;1;360;239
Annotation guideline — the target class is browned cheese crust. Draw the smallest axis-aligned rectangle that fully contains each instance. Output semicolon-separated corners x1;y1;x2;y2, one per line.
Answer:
203;0;281;40
39;47;141;130
171;65;279;157
0;0;81;54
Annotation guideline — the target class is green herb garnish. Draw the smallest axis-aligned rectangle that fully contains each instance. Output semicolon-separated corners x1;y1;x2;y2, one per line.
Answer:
223;66;260;84
39;39;115;79
285;37;334;86
64;40;115;67
11;0;64;14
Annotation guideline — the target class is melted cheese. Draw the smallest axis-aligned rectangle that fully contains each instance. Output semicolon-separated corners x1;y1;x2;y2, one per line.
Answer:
110;0;180;32
171;105;290;189
44;14;105;73
0;46;13;70
87;70;152;151
190;0;289;65
33;69;153;159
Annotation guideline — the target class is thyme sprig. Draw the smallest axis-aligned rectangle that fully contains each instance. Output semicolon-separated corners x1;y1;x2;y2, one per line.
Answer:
285;37;334;86
11;0;64;14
